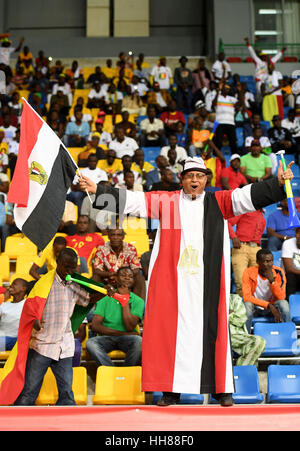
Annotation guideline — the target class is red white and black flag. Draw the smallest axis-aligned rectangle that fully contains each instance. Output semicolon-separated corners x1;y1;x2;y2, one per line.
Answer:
7;99;77;249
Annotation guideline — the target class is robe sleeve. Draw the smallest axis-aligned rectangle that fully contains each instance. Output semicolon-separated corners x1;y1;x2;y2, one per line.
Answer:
215;177;286;220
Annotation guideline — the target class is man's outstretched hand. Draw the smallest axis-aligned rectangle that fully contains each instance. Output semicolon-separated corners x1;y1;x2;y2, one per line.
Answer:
277;160;294;187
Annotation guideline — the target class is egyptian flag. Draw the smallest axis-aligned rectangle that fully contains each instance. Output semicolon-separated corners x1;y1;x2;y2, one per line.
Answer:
93;177;286;394
0;270;93;405
7;99;77;250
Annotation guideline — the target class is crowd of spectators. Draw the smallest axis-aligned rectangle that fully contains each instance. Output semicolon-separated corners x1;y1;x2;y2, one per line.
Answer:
1;35;300;398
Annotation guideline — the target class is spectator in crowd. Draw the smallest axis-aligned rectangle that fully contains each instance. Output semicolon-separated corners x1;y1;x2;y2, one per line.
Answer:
49;89;70;117
89;117;112;148
8;91;23;121
131;148;155;185
160;100;186;137
281;227;300;299
139;104;165;147
0;35;24;70
0;128;8;173
66;215;104;272
245;126;277;175
146;82;172;113
100;59;115;82
167;148;184;180
220;154;247;190
188;117;211;157
0;278;29;351
97;149;123;182
116;110;137;139
160;133;188;164
109;125;139;159
30;236;67;280
282;108;300;163
242;112;268;140
15;248;101;406
188;99;214;129
103;83;123;114
242;248;291;333
116;170;143;192
228;210;266;296
261;62;284;122
175;120;188;148
229;294;266;366
57;200;77;236
200;141;226;188
133;57;150;81
86;66;102;85
65;60;83;89
267;198;300;251
77;133;106;168
211;52;232;82
112;154;142;187
52;73;72;106
0;202;19;252
204;168;221;193
47;109;64;139
174;56;193;113
192;58;214;95
64;110;90;147
86;266;144;367
1;113;17;144
0;172;9;194
87;80;105;109
240;139;272;184
244;37;285;99
146;155;169;191
150;57;173;91
150;167;181;192
69;153;108;211
93;226;145;299
268;114;297;159
121;85;146;116
130;74;148;98
212;82;240;155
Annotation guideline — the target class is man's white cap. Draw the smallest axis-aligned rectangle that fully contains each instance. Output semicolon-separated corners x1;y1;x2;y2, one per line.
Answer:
181;157;209;175
230;153;241;162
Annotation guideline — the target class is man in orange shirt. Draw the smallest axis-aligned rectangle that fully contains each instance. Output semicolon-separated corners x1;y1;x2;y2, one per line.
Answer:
242;248;291;332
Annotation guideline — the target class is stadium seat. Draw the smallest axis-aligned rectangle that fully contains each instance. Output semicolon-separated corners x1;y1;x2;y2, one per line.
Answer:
253;322;300;357
9;272;35;284
83;67;95;82
291;177;300;197
283;56;298;63
16;255;37;275
107;350;126;359
35;366;88;405
151;392;204;405
4;235;38;260
209;365;264;404
260;120;270;130
272;250;281;267
236;127;244;148
289;294;300;325
0;254;10;282
142;147;161;165
227;57;242;63
92;366;145;405
0;351;11;361
122;216;148;235
67;147;83;163
245;57;254;63
267;364;300;403
126;235;150;257
73;89;90;105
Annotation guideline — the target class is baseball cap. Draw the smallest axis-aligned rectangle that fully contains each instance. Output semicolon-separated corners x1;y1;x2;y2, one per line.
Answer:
195;100;206;110
95;118;104;124
230;154;241;162
92;132;101;139
181;157;209;176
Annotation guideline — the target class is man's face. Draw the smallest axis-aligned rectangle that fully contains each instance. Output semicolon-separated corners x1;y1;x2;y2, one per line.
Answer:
108;229;125;248
9;279;27;298
257;254;273;275
181;171;207;196
273;117;281;128
251;144;261;157
230;158;240;170
107;150;116;164
116;128;125;141
88;156;98;170
124;172;134;188
56;256;78;280
117;268;134;289
77;216;89;234
53;243;66;259
169;135;177;147
156;156;169;169
134;149;144;165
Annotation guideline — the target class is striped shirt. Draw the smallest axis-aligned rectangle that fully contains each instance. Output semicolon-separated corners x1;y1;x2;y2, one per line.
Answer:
30;273;90;360
215;94;237;125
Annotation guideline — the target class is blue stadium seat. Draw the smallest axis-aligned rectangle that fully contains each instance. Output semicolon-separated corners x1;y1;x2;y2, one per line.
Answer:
253;322;300;357
151;392;204;405
291;177;300;197
289;294;300;325
252;316;273;327
236;127;244;148
142;147;161;166
267;364;300;403
209;365;263;404
260;120;270;130
262;203;279;235
284;106;290;118
272;250;281;267
137;115;147;127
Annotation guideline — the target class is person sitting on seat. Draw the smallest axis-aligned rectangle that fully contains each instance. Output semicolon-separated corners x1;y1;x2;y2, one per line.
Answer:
30;236;67;280
242;248;291;333
86;266;144;367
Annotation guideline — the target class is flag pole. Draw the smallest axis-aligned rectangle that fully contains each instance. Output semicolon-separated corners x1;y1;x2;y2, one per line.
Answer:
21;98;93;205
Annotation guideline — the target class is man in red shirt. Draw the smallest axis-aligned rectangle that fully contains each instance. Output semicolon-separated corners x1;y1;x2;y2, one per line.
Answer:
220;154;247;190
228;210;266;296
160;99;186;137
66;215;104;271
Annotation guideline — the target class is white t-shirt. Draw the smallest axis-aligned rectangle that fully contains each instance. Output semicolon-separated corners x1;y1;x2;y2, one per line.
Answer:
281;118;300;138
130;82;148;97
254;275;274;302
282;238;300;270
109;137;139;158
140;118;164;140
104;90;123;104
215;94;237;125
0;299;26;337
211;60;231;80
151;65;173;90
0;47;15;66
88;88;105;100
245;136;271;149
70;113;92;123
73;167;108;185
52;82;71;96
160;145;188;163
263;71;283;96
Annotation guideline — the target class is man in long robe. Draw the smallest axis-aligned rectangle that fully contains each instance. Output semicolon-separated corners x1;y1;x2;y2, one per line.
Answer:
79;157;294;407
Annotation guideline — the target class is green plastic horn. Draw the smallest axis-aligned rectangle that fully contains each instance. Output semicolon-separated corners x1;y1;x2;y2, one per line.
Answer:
65;274;107;294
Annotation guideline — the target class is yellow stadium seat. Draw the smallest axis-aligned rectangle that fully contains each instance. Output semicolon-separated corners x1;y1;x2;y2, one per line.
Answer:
18;90;30;101
16;255;37;275
107;350;126;360
10;272;35;284
122;217;148;235
0;254;10;282
35;366;88;406
73;88;90;106
4;235;38;260
92;366;145;405
83;67;96;82
0;351;10;361
67;147;83;164
103;115;113;133
125;236;149;257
